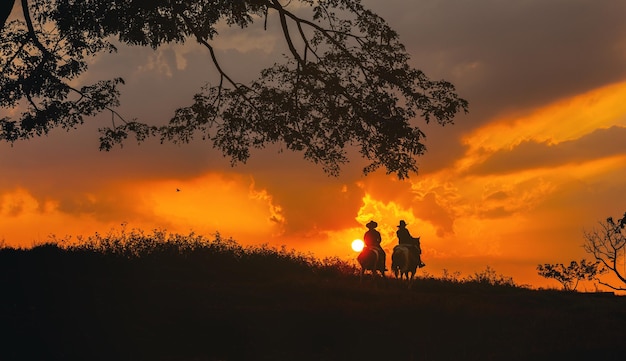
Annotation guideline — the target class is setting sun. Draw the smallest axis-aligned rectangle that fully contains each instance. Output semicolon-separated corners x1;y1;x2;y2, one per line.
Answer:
351;239;364;252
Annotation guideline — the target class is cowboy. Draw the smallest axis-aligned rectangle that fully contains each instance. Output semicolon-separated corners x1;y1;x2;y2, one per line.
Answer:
396;220;425;267
363;220;386;271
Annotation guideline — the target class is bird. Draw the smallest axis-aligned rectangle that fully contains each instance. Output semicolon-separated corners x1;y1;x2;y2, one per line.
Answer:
176;188;181;192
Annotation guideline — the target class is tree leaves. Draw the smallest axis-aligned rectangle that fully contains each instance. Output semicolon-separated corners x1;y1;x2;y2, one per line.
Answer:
537;259;605;291
1;0;468;179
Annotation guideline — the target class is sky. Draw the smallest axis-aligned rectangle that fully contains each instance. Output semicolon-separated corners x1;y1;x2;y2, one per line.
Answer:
2;0;626;290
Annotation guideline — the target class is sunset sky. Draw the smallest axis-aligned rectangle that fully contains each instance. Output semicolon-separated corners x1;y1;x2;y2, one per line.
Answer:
2;0;626;290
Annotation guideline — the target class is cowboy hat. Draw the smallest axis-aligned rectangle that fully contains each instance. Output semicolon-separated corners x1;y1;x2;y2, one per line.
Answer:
397;220;408;227
366;220;378;229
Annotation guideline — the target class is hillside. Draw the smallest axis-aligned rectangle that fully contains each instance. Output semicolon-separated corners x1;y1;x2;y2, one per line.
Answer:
1;232;625;361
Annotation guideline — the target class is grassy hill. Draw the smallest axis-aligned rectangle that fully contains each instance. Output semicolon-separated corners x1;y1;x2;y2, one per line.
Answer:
2;230;625;361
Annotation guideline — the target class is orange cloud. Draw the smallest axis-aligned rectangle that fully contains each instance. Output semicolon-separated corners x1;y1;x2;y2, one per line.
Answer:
0;187;117;246
0;173;286;248
131;173;287;243
460;81;626;168
466;126;626;176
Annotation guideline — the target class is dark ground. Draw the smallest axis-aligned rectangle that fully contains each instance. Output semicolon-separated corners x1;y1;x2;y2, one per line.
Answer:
2;242;625;361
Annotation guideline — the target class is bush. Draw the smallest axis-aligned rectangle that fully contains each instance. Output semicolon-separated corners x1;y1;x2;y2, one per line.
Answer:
537;259;605;291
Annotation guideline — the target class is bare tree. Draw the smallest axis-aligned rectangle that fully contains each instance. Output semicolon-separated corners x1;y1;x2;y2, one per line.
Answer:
582;213;626;291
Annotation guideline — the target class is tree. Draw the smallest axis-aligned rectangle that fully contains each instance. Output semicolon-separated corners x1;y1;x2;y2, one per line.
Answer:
1;0;468;179
583;213;626;291
536;259;605;291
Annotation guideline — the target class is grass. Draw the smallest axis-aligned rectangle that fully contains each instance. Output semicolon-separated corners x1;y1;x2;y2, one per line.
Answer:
1;229;625;361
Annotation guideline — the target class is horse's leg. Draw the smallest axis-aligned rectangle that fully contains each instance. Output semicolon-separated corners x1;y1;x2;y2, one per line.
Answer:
408;271;415;289
402;251;410;281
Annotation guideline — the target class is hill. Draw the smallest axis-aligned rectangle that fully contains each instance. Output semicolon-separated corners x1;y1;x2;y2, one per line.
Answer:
1;231;625;360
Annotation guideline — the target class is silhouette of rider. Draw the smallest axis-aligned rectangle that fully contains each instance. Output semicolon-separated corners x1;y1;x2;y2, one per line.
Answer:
396;220;425;267
363;220;386;271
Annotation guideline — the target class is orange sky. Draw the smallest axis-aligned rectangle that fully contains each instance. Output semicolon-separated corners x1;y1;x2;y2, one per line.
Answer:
2;0;626;291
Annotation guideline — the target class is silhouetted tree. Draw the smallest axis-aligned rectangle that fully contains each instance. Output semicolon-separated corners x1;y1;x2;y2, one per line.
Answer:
1;0;468;178
536;259;604;291
583;213;626;291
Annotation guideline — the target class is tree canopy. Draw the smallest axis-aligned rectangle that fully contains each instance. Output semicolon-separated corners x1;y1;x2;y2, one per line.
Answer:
1;0;468;178
536;259;605;291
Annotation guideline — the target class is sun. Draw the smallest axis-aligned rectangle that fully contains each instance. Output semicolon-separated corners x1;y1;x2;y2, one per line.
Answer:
351;239;364;252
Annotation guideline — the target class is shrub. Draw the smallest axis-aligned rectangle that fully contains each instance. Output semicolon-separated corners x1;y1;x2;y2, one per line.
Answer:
537;259;605;291
464;266;516;287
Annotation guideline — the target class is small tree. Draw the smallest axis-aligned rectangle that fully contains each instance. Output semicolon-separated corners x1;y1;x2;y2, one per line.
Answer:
536;259;604;291
583;213;626;291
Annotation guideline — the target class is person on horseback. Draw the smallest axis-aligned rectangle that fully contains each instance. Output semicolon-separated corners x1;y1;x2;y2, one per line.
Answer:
363;220;386;271
396;220;425;267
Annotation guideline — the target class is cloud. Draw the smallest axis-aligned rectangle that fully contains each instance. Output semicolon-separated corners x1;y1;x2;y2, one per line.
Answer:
454;80;626;177
0;171;294;247
211;21;279;55
362;0;626;177
468;126;626;175
370;0;626;110
0;188;41;218
413;192;455;237
250;172;366;243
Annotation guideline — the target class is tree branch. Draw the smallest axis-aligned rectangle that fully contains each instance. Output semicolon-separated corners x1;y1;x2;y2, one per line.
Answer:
596;280;626;291
273;3;370;74
269;0;305;68
20;0;49;56
0;0;15;31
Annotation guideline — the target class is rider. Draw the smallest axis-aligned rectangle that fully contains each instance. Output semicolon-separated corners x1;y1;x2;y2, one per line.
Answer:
363;220;386;271
396;220;425;267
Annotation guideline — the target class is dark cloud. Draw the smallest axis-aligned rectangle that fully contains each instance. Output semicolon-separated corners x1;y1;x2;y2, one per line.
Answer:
368;0;626;113
363;0;626;174
51;185;155;224
249;158;367;236
413;192;455;237
0;194;29;217
468;126;626;175
0;130;226;192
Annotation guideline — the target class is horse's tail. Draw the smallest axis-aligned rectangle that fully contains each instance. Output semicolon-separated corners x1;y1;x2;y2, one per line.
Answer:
391;247;401;270
392;245;410;277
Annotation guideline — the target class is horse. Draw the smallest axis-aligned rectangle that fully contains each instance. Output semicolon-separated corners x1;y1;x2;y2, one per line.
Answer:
391;243;422;288
357;247;386;283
